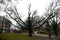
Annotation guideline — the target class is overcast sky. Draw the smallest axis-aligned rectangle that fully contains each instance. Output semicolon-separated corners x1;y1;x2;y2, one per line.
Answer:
15;0;52;20
0;0;52;19
0;0;53;28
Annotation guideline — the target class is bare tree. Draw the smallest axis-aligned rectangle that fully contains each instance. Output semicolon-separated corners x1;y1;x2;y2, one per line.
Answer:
44;0;60;39
0;16;4;33
1;0;60;38
4;3;38;36
3;0;56;37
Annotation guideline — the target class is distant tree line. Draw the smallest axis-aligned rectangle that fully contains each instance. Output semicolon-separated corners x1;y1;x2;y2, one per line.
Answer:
0;16;11;33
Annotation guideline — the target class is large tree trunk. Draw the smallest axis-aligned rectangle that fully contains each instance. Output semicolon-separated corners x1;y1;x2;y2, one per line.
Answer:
28;23;32;37
28;28;32;37
28;17;32;37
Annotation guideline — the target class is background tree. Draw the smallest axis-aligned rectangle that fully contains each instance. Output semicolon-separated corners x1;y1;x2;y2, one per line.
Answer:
44;0;60;39
0;16;11;33
51;19;59;36
4;17;12;32
0;16;4;33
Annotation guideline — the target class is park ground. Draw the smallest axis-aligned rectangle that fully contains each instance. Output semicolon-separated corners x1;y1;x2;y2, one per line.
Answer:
0;33;56;40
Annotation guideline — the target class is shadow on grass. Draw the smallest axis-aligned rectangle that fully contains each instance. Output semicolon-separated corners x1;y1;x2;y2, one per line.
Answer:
0;38;5;40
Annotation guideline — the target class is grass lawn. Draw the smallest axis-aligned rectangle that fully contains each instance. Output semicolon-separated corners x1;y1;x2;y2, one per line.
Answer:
0;33;38;40
0;33;56;40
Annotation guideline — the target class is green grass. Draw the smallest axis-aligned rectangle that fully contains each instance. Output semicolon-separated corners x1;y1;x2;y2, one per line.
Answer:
0;33;37;40
0;33;56;40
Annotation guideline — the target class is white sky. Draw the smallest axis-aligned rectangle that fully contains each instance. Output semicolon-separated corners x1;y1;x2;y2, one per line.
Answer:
0;0;53;27
0;0;52;19
15;0;52;20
